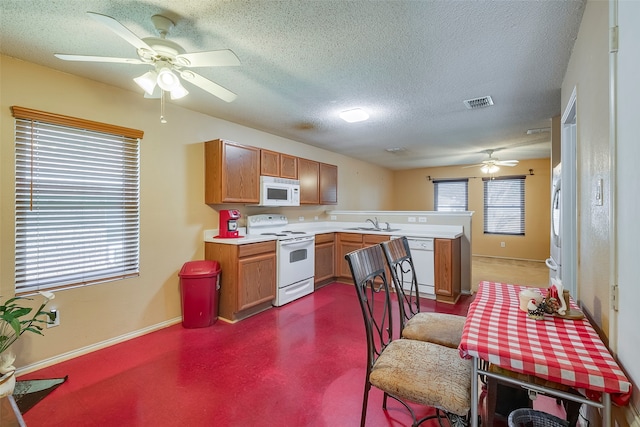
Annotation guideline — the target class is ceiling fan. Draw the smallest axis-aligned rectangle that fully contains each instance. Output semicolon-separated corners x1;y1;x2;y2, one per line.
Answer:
54;12;240;104
463;149;519;174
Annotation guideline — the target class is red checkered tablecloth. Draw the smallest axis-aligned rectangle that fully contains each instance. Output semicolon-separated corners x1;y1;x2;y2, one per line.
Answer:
459;281;631;402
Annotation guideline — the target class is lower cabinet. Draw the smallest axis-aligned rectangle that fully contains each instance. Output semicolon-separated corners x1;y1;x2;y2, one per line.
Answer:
205;240;276;321
434;237;461;304
314;233;335;288
335;233;390;283
336;233;364;282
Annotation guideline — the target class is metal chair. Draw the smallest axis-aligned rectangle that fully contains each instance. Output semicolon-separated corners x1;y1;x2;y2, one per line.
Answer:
380;237;466;347
345;244;472;427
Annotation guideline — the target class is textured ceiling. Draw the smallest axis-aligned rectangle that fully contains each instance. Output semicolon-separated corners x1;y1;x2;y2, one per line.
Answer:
0;0;586;170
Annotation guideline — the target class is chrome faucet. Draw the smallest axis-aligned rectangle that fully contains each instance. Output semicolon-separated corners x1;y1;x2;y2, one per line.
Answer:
366;217;380;229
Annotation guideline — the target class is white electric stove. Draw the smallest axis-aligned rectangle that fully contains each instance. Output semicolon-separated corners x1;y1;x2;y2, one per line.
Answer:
246;214;315;306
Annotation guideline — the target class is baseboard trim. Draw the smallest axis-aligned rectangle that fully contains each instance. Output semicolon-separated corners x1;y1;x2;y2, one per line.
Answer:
16;317;182;376
472;254;546;263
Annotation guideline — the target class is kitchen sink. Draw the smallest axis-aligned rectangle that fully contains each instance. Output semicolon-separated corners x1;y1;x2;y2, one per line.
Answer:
344;227;401;232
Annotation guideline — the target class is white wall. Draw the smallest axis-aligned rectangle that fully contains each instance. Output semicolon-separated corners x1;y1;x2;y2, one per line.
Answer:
614;0;640;415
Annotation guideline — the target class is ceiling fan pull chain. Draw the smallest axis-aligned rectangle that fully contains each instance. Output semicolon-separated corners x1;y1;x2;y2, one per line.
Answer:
160;89;167;124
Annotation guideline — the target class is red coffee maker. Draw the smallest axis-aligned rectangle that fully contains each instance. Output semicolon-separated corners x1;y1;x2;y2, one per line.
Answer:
216;209;241;238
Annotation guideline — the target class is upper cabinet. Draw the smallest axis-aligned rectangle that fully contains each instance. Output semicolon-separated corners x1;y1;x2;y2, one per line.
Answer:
280;154;298;179
205;139;335;205
299;159;338;205
260;150;298;179
319;163;338;205
260;149;280;177
205;139;260;204
298;158;320;204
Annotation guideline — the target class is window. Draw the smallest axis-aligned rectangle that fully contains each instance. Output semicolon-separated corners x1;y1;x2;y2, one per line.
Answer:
12;107;143;293
483;176;525;235
434;179;468;211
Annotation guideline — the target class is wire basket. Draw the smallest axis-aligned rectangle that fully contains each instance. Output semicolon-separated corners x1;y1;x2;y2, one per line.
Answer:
508;409;569;427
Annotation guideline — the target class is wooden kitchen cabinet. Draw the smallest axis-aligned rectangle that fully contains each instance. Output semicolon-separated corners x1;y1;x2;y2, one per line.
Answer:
260;149;280;177
259;150;298;179
280;154;298;179
205;240;276;321
298;158;320;204
319;162;338;205
434;237;461;304
335;233;363;282
363;234;389;247
205;139;260;204
334;233;389;283
314;233;335;288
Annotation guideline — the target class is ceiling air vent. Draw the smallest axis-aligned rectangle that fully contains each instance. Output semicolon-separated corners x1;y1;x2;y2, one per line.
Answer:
463;96;494;110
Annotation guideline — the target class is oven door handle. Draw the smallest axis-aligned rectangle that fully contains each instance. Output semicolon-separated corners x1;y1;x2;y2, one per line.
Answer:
280;237;315;247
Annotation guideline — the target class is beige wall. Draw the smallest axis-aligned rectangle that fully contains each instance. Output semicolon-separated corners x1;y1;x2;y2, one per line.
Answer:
560;0;611;335
0;55;393;368
393;159;551;261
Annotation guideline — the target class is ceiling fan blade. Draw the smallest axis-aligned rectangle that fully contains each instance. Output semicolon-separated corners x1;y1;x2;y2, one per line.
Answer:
54;54;145;64
179;70;237;103
461;164;484;169
87;12;156;55
496;160;519;166
177;49;241;68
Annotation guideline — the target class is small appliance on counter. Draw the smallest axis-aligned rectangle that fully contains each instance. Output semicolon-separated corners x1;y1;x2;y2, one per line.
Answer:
216;209;241;238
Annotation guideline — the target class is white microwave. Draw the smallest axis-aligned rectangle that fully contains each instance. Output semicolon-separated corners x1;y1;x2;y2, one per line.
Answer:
259;176;300;206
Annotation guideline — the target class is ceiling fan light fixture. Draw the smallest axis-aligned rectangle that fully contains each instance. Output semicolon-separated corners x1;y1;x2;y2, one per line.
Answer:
481;164;500;174
170;83;189;100
134;70;158;95
339;108;369;123
157;66;180;91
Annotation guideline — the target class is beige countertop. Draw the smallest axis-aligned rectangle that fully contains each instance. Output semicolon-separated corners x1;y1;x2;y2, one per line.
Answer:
204;222;464;245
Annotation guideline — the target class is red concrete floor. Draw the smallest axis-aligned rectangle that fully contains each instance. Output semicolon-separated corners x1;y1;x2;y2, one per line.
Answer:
20;282;474;426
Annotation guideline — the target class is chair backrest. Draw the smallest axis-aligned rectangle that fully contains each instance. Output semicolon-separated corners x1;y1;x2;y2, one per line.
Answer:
345;244;394;371
380;237;420;332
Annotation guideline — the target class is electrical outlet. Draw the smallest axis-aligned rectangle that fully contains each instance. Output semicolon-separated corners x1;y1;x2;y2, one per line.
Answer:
330;215;337;220
418;217;427;223
314;216;319;221
408;217;417;223
500;242;506;248
47;309;60;328
298;216;304;222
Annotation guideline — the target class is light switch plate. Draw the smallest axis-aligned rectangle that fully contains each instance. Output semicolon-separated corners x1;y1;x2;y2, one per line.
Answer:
595;178;603;206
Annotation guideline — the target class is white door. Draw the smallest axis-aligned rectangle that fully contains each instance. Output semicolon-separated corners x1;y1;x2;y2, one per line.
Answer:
546;165;562;283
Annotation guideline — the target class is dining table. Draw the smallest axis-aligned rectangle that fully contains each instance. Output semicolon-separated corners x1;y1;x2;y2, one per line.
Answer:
458;281;631;427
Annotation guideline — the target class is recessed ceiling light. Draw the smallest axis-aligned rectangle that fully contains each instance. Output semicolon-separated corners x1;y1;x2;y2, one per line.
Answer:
339;108;369;123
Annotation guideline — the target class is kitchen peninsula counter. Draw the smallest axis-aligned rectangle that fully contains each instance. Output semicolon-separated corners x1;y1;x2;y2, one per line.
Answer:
204;222;464;244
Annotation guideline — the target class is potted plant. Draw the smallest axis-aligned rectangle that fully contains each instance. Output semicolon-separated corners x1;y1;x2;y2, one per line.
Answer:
0;291;55;397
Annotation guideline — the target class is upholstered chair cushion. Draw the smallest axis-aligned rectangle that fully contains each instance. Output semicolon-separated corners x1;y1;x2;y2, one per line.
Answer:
402;312;466;349
369;339;471;416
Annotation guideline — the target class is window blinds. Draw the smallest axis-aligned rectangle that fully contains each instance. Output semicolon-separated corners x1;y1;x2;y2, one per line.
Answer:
434;179;468;211
14;115;141;293
483;176;525;235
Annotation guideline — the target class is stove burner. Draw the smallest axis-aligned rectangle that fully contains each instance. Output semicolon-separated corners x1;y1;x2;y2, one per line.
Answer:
261;232;288;237
281;230;307;235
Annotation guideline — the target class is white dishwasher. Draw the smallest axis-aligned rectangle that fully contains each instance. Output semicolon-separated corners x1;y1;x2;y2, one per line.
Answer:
391;236;435;299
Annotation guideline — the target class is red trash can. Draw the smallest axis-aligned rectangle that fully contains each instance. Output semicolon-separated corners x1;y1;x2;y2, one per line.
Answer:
178;260;221;328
